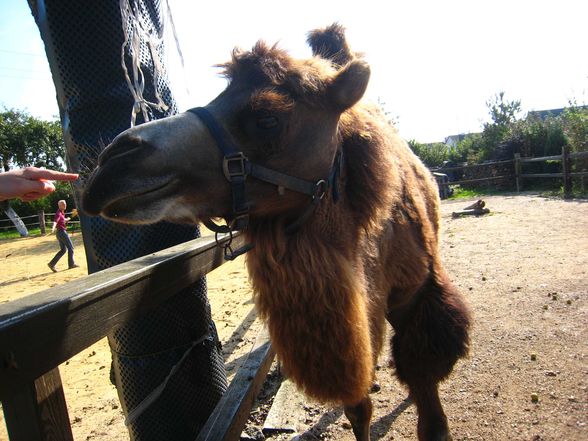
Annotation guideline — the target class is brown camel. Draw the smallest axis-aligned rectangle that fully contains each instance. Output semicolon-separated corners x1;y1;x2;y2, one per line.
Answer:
83;24;470;441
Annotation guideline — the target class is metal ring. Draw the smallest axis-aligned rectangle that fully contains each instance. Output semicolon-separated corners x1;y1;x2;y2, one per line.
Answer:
313;180;328;200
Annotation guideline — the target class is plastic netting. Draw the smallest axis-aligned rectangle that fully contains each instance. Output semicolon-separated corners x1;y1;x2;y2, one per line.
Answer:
30;1;227;439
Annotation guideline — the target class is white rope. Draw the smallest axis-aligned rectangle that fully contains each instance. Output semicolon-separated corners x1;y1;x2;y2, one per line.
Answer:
164;0;190;97
124;332;211;426
119;0;169;127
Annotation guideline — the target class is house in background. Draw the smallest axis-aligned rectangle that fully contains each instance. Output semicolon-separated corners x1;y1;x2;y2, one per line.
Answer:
444;134;468;148
527;105;588;121
527;107;567;120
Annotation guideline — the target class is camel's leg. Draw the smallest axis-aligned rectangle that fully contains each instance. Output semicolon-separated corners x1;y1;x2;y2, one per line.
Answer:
409;380;452;441
344;395;373;441
387;272;470;441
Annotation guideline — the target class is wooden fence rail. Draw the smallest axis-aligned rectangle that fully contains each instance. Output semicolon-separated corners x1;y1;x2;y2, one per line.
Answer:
433;147;588;199
0;232;274;441
515;148;588;198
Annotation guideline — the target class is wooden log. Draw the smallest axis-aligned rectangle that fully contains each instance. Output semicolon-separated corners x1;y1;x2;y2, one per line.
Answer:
452;208;490;218
463;199;485;210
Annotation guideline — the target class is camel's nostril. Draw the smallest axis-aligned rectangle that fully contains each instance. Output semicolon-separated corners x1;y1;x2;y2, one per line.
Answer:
98;135;146;166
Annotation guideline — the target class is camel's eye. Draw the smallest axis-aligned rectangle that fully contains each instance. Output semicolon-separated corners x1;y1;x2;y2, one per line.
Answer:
238;108;284;153
257;115;279;130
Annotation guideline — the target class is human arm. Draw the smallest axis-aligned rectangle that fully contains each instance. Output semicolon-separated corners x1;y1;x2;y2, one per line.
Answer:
0;167;79;202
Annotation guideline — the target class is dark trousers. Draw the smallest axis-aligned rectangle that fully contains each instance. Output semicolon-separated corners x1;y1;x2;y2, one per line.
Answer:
49;229;75;268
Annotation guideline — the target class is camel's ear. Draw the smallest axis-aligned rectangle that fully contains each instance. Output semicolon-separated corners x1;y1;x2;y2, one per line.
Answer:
327;59;370;112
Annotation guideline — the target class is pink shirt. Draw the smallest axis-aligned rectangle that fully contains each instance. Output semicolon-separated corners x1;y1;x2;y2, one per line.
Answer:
54;210;66;231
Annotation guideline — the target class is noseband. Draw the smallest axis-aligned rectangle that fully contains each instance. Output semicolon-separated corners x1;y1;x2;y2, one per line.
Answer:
187;107;341;260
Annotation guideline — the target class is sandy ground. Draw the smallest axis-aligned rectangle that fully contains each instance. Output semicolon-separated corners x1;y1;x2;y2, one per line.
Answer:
0;194;586;441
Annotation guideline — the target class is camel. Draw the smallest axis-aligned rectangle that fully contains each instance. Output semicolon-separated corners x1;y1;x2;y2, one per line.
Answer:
83;24;471;441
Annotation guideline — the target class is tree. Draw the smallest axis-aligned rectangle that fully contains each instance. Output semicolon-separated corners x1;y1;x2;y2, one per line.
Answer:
562;101;588;153
486;91;522;127
407;140;450;168
470;92;522;162
0;108;65;171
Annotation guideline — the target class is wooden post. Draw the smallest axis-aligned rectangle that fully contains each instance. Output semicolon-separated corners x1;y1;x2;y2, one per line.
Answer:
38;211;46;235
562;145;572;199
2;368;73;441
514;153;521;193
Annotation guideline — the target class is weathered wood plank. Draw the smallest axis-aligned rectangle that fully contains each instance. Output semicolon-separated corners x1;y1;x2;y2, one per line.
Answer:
570;151;588;160
520;173;563;178
262;378;306;435
520;154;562;163
433;158;515;173
196;327;275;441
440;175;511;186
0;233;244;398
2;367;73;441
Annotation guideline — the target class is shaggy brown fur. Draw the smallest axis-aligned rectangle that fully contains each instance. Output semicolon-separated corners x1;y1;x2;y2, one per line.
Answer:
307;23;357;66
83;24;471;441
235;27;471;438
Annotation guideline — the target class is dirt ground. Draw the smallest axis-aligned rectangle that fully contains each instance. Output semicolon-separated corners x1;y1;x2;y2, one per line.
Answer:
0;194;586;441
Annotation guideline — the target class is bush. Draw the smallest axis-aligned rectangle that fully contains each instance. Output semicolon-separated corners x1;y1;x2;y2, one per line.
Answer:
407;140;452;168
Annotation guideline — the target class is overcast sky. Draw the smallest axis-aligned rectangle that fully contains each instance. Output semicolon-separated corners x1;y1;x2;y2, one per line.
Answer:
1;0;586;142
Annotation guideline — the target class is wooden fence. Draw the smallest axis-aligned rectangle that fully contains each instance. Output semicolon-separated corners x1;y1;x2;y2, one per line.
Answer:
0;233;275;441
433;147;588;198
0;211;81;237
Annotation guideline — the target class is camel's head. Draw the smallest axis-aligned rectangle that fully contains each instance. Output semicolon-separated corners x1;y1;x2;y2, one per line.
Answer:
82;24;370;226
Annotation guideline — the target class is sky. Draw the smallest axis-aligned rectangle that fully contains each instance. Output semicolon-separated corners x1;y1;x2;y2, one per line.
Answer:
0;0;587;143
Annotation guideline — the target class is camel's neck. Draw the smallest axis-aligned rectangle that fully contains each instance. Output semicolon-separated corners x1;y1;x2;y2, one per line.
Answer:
244;213;374;404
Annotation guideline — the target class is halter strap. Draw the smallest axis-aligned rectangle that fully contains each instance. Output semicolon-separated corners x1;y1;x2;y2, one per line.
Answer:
187;106;340;259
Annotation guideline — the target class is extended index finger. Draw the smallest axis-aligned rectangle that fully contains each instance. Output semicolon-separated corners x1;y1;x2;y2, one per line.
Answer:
23;167;79;181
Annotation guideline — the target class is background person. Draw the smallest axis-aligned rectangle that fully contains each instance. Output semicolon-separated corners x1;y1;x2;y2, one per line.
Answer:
48;199;79;272
0;167;78;202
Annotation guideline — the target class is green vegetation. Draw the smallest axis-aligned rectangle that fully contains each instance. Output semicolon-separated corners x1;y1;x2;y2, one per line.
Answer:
404;93;588;197
448;186;503;200
0;109;76;235
0;108;65;172
0;227;43;240
447;184;587;201
0;222;81;241
539;185;588;199
407;93;588;168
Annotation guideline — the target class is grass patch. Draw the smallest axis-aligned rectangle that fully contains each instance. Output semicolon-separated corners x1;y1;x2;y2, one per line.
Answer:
0;225;82;241
447;183;588;200
539;186;588;199
448;186;504;200
0;227;44;240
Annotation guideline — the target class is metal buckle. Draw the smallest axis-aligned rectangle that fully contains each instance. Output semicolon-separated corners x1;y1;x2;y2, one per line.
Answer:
229;213;249;231
313;179;328;200
223;152;248;181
